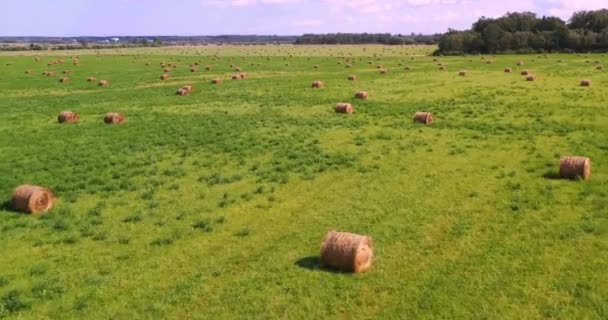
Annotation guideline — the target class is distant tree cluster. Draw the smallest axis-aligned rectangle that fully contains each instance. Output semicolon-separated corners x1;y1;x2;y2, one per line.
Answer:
437;9;608;55
295;33;440;45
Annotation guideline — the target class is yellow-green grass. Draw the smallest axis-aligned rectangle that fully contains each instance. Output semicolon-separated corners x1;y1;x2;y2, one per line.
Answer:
0;45;607;319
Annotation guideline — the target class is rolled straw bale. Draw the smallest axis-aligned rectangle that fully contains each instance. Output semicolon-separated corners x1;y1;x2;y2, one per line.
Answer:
59;77;70;83
596;65;603;70
11;185;55;214
335;103;354;114
459;70;467;76
312;81;324;88
25;70;32;74
355;91;369;100
504;68;513;73
413;112;433;125
104;112;126;124
438;66;446;70
211;78;223;84
190;68;197;72
314;65;319;68
404;66;412;70
98;80;109;87
379;69;388;74
517;61;524;66
87;77;97;82
521;70;529;75
526;75;536;81
161;74;170;80
320;231;373;273
580;79;592;86
205;66;212;70
62;70;70;74
239;73;248;79
559;156;591;180
45;71;55;77
164;68;172;73
57;111;79;123
348;75;358;81
176;88;189;96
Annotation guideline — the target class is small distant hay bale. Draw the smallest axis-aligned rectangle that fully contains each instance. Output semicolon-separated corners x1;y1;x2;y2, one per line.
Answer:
413;112;433;125
376;65;384;69
205;66;212;70
62;70;70;74
596;65;603;70
161;74;170;80
44;71;55;77
504;68;513;73
239;73;248;79
190;68;197;72
459;70;467;76
11;185;55;214
98;80;109;87
211;78;223;84
355;91;369;100
559;156;591;180
104;112;126;124
438;66;446;70
521;70;530;75
379;69;388;74
580;79;592;86
163;68;172;73
526;75;536;81
348;75;358;81
517;61;524;66
311;81;324;88
234;67;242;72
57;111;79;123
176;86;192;96
25;70;32;74
404;66;412;70
320;231;373;273
314;65;319;69
335;103;354;114
59;77;70;83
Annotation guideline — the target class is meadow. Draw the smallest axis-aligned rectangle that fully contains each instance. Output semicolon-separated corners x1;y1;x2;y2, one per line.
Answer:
0;44;607;319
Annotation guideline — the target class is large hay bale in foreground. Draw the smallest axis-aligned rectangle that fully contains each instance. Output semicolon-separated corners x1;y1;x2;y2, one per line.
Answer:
413;112;433;125
335;103;354;114
104;112;126;124
11;185;55;214
580;79;592;86
57;111;79;123
320;231;373;273
559;156;591;180
312;81;324;88
355;91;369;100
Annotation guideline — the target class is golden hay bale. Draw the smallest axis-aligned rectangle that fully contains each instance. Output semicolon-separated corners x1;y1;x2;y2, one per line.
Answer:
176;88;189;96
98;80;109;87
379;69;388;74
459;70;467;76
404;66;412;70
57;111;79;123
205;66;212;70
239;73;248;79
190;68;197;72
62;70;70;74
182;85;193;93
596;65;603;70
45;71;55;77
320;231;373;273
559;156;591;180
504;68;513;73
521;70;529;75
413;112;433;125
348;75;358;81
104;112;126;124
438;66;446;70
314;65;319;68
59;77;70;83
87;77;97;82
526;75;536;81
164;68;172;73
580;79;592;86
517;61;524;66
335;103;354;114
211;78;223;84
355;91;369;100
161;74;170;80
312;81;324;88
11;185;55;214
235;67;242;72
25;70;32;74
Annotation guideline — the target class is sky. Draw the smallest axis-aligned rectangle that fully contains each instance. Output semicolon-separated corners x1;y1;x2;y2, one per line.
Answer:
1;0;606;36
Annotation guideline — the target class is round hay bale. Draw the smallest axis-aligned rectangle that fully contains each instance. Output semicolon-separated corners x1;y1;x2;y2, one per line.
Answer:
57;111;79;123
104;112;126;124
348;75;358;81
521;70;529;76
62;70;70;74
404;66;412;70
580;79;592;86
438;66;446;70
239;73;248;79
161;74;170;80
205;66;212;70
355;91;369;100
211;78;223;84
335;103;354;114
559;156;591;180
232;74;242;80
163;68;172;73
190;68;197;72
59;77;69;83
312;81;324;88
25;70;32;74
526;75;536;81
11;185;55;214
379;69;388;74
320;231;373;273
459;70;466;76
45;71;55;77
517;61;524;66
413;112;433;125
596;65;603;70
98;80;109;87
314;65;319;68
504;68;513;73
87;77;97;82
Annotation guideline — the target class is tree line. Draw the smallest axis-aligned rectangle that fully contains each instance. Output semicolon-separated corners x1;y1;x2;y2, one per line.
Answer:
437;9;608;55
295;33;440;45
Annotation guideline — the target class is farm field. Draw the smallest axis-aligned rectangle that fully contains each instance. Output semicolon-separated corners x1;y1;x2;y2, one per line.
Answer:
0;44;607;319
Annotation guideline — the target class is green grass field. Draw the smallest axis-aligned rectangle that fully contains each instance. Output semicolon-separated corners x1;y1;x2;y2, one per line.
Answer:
0;45;607;319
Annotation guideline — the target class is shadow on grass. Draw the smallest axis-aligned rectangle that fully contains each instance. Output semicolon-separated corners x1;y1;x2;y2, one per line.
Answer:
295;256;345;274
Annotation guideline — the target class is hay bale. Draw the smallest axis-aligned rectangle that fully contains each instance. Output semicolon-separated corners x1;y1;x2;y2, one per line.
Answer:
211;78;223;84
526;75;536;81
596;65;603;70
164;68;172;73
87;77;97;82
580;79;592;86
517;61;524;66
335;103;353;114
104;112;126;124
161;74;170;80
320;231;373;273
379;69;388;74
504;68;513;73
205;66;212;70
312;81;324;88
521;70;529;75
45;71;55;77
314;65;319;68
25;70;32;74
98;80;109;87
459;70;467;76
62;70;70;74
438;66;446;70
57;111;79;123
11;185;55;214
59;77;70;83
413;112;433;125
559;156;591;180
190;68;197;72
404;66;412;70
348;75;358;81
355;91;369;100
239;73;248;79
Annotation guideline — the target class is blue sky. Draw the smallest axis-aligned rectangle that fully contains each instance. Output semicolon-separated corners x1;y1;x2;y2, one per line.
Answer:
1;0;606;36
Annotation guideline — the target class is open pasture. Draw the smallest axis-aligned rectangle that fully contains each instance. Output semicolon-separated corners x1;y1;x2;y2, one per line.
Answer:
0;45;607;319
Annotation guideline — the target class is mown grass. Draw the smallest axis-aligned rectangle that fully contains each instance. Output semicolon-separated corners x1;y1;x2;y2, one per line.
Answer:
0;45;607;319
